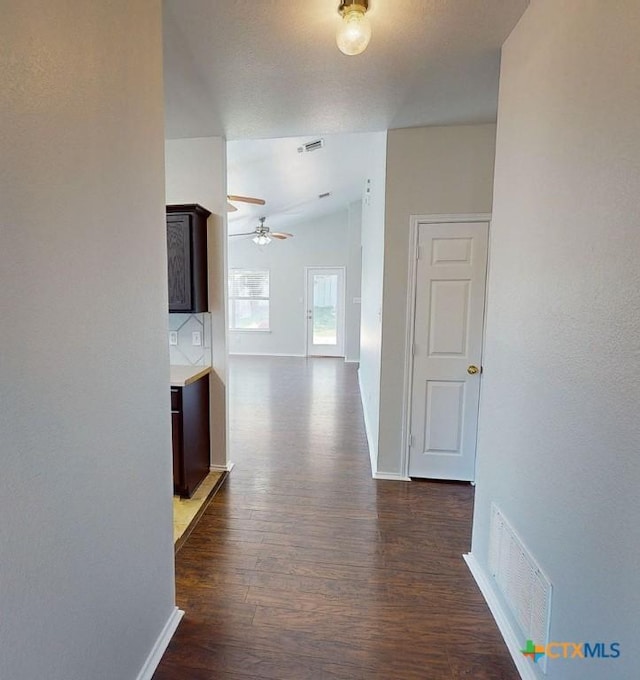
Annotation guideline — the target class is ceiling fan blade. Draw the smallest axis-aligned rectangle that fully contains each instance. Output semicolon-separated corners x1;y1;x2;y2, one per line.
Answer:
229;231;258;237
270;232;293;239
227;202;238;213
227;194;266;206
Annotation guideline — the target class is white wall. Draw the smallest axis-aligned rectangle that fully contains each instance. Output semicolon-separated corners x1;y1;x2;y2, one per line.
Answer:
228;207;361;359
358;132;388;473
377;125;496;476
165;137;229;468
471;2;640;679
345;201;363;362
0;3;176;679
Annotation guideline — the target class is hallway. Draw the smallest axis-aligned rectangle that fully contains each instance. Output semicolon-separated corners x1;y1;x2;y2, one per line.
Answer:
154;357;518;679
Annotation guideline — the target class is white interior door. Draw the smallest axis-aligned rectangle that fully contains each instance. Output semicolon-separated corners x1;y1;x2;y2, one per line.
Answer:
408;222;489;481
306;267;345;357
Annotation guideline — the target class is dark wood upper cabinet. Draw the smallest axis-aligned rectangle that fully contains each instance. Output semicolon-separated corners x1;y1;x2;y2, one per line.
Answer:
166;204;211;313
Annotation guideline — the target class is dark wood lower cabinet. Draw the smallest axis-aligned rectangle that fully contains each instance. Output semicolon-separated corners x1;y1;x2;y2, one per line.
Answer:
171;374;210;498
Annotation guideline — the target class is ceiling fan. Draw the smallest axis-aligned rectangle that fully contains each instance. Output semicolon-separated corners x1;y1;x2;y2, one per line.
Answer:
227;194;265;213
230;217;293;245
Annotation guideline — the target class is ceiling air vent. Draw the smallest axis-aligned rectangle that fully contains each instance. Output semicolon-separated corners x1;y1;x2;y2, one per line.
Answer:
297;138;324;153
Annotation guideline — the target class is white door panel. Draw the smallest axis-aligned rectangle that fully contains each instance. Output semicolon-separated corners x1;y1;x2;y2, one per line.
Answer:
409;222;488;481
428;280;470;356
424;381;465;451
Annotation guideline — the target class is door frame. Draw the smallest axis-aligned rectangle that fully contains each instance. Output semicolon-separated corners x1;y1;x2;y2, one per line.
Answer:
401;214;492;481
304;265;347;357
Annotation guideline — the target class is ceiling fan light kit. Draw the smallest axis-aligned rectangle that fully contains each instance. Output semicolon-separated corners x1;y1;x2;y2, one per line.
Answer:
336;0;371;56
231;217;294;246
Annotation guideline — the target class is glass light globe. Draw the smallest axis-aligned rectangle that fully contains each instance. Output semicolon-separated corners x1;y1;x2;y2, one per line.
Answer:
336;6;371;56
253;234;271;245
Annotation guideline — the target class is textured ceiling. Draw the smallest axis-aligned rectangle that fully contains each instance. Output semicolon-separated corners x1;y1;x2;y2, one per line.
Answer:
163;0;529;141
163;1;529;232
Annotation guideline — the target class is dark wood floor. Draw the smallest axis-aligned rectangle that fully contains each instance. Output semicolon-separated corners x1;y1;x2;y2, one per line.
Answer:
154;357;518;679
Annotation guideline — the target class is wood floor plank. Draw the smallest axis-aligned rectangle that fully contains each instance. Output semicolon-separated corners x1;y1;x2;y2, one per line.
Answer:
154;357;518;679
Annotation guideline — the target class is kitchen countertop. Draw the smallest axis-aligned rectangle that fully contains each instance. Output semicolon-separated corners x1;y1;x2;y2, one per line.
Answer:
170;365;212;388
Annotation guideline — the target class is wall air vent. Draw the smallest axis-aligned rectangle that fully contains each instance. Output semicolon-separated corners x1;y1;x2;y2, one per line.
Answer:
297;139;324;153
489;504;553;674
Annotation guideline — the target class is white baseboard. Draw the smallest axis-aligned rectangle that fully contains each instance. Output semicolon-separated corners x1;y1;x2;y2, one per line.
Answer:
344;359;360;364
210;461;235;473
373;472;411;481
463;553;537;680
136;607;184;680
229;352;306;358
357;370;378;477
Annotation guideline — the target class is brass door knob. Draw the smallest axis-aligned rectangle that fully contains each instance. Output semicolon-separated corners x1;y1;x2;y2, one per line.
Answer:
467;365;480;375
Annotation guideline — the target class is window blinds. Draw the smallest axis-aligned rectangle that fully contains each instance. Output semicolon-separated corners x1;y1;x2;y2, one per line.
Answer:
228;269;269;299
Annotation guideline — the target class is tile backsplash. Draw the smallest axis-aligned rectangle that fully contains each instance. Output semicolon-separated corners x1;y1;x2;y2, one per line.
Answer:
168;313;212;366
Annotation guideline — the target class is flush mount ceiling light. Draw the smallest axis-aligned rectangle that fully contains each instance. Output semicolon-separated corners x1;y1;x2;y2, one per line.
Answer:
336;0;371;56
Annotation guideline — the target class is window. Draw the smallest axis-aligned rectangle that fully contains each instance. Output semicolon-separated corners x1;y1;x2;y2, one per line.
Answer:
228;269;270;330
